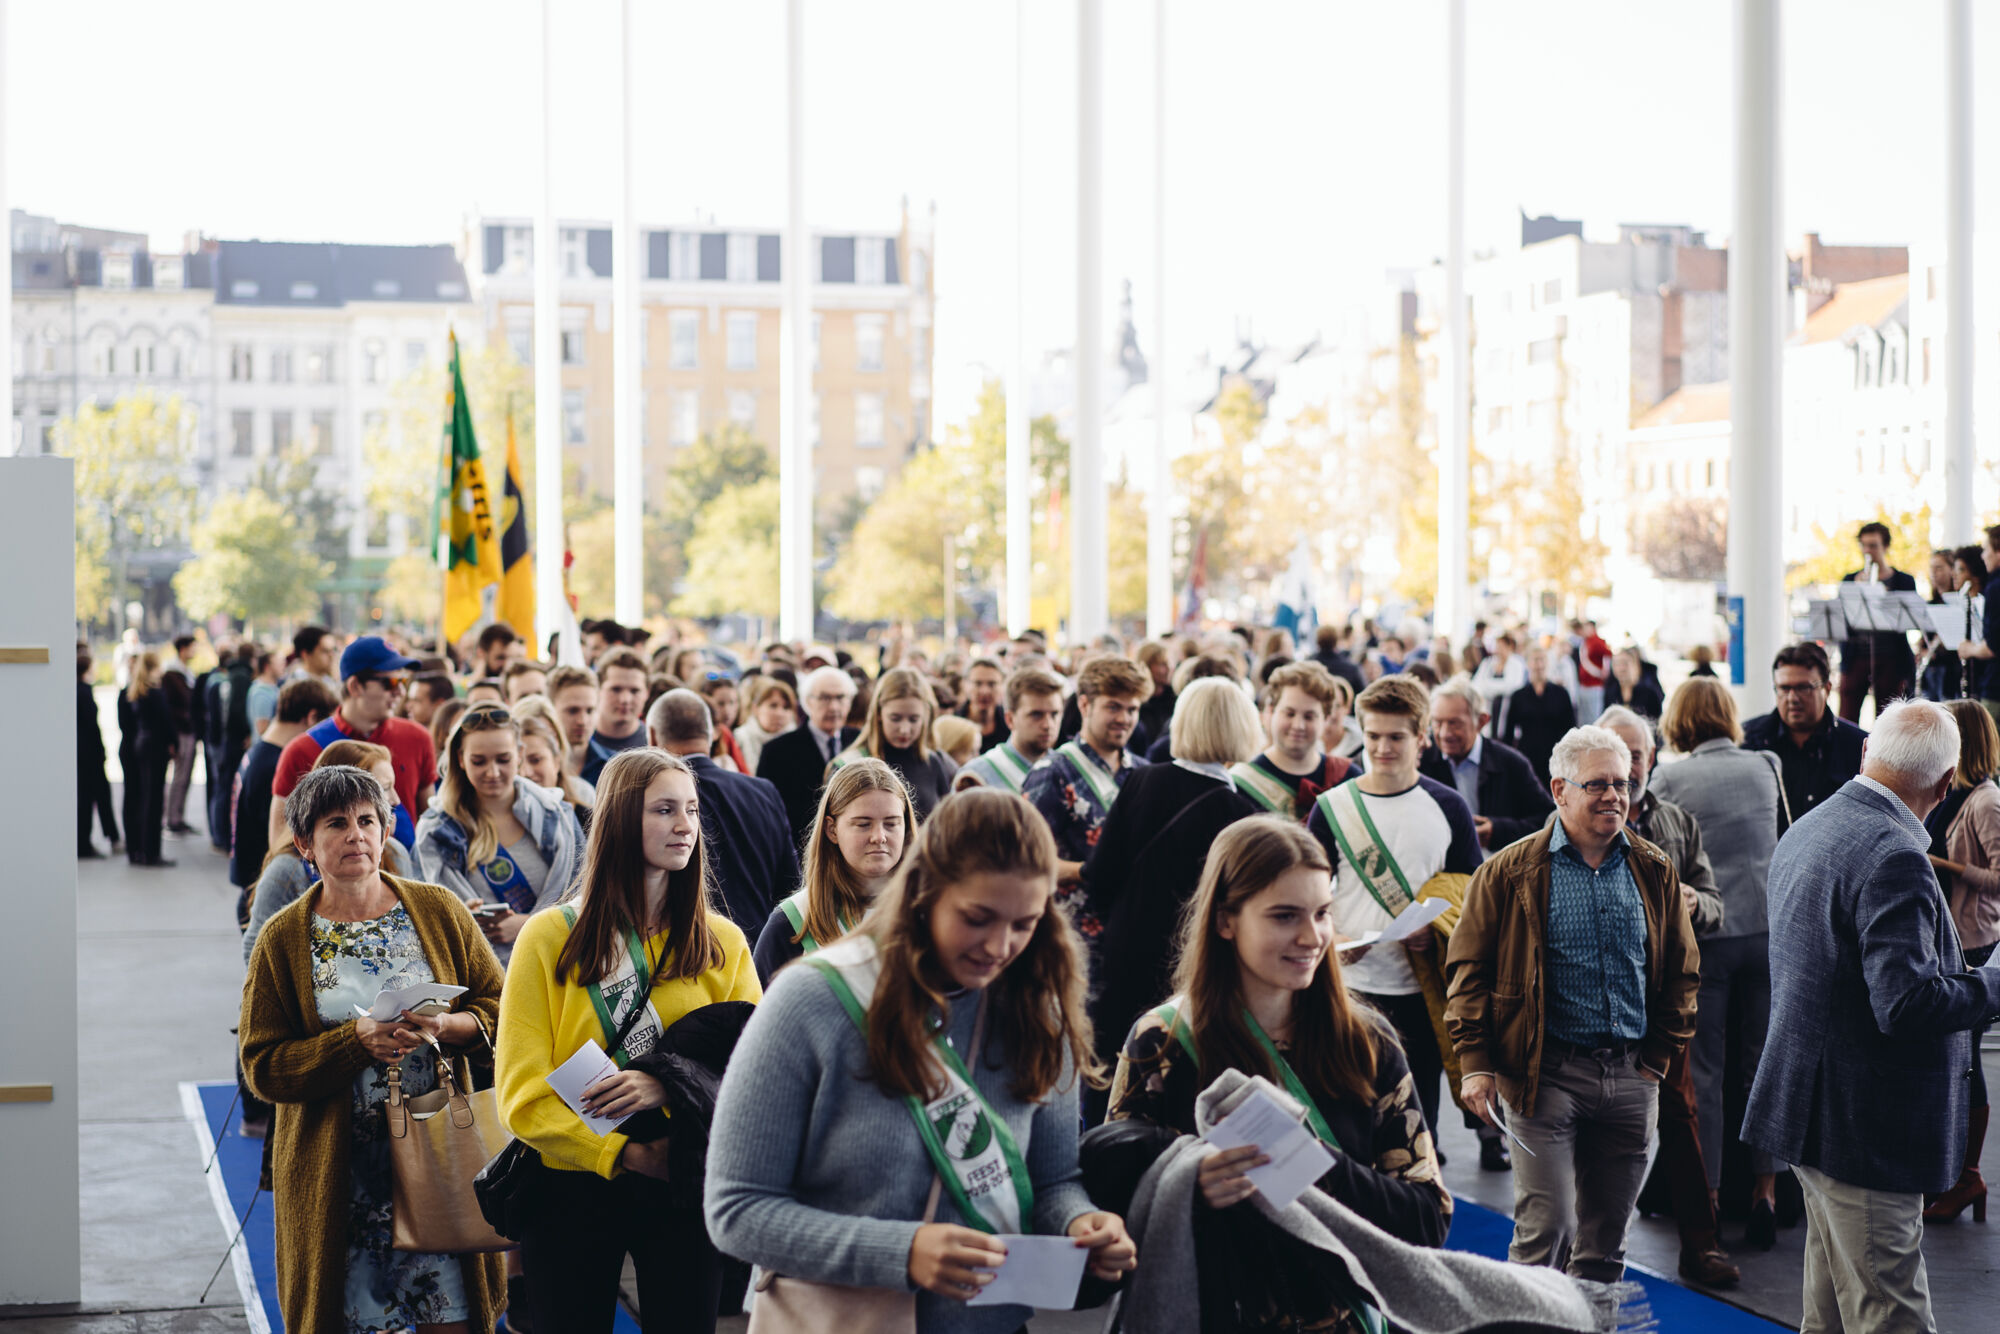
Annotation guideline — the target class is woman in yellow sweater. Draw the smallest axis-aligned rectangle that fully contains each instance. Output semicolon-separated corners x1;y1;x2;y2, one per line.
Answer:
496;748;761;1334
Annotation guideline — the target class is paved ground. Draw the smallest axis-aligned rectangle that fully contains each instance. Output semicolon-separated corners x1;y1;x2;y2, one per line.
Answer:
6;775;1997;1332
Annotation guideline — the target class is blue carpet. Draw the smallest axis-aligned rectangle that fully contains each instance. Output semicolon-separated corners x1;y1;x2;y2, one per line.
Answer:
186;1080;641;1334
1443;1193;1792;1331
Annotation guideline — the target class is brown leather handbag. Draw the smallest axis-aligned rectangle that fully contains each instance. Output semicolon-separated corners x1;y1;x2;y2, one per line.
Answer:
386;1030;514;1254
746;1176;941;1334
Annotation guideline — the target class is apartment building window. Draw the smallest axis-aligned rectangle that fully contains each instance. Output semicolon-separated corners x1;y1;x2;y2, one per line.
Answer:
726;233;757;283
271;411;293;454
669;233;700;281
1486;406;1511;432
811;314;822;371
290;281;319;300
270;346;294;383
305;345;335;383
729;390;756;429
561;228;586;279
670;311;699;369
563;389;587;445
373;279;402;298
1527;337;1558;365
854;392;885;447
405;340;427;374
362;340;385;384
671;390;699;445
133;344;156;377
230;280;259;299
855;314;885;372
86;334;113;377
505;227;531;275
506;312;532;366
363;410;386;444
856;237;887;285
1922;337;1932;385
231;410;255;457
310;410;336;456
561;326;586;365
1542;278;1562;305
727;312;758;370
856;465;886;501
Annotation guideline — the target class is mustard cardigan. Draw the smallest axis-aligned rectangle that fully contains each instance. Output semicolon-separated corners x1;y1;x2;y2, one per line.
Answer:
240;873;508;1334
496;903;760;1178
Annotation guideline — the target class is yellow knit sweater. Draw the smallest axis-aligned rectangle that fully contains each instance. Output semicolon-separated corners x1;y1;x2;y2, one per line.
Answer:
496;903;761;1178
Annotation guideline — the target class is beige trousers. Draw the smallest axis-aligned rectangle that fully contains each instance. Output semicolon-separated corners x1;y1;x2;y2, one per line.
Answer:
1795;1163;1936;1334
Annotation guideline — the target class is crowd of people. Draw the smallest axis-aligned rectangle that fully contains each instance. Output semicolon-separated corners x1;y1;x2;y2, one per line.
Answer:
73;523;2000;1334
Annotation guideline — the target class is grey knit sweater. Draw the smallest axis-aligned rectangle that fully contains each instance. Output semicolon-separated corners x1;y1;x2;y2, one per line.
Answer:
705;959;1100;1334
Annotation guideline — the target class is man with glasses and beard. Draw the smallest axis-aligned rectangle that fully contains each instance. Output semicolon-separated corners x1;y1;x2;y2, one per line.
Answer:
1742;642;1867;820
1446;725;1700;1285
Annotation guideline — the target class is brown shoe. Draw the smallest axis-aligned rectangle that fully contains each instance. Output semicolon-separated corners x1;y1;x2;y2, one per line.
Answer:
1679;1246;1741;1288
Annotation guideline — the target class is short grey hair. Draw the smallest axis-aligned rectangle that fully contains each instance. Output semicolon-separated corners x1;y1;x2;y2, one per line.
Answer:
1593;704;1653;752
1431;674;1487;719
286;764;393;846
1549;725;1633;783
801;664;855;701
646;688;713;746
1866;698;1961;787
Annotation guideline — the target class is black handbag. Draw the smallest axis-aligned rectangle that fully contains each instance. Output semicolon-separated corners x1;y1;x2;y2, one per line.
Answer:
473;935;665;1239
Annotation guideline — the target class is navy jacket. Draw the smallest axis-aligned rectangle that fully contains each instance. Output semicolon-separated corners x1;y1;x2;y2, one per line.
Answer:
1418;737;1556;850
685;753;799;932
1741;707;1867;820
1744;778;2000;1193
754;723;857;850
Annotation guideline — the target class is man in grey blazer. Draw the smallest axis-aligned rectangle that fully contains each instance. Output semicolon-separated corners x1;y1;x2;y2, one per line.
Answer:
1745;698;2000;1333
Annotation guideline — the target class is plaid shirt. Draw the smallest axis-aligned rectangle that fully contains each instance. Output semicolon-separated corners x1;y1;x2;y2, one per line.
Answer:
1544;819;1650;1046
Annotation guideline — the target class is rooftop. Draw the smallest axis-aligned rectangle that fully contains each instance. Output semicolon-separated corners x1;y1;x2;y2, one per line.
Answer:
1633;381;1731;430
1795;272;1909;346
214;240;469;306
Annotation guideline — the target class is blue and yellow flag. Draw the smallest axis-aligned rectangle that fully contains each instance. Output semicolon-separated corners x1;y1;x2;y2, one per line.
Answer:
495;403;535;642
436;331;502;643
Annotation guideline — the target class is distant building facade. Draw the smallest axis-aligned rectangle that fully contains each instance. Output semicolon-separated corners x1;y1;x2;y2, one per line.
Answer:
469;203;936;507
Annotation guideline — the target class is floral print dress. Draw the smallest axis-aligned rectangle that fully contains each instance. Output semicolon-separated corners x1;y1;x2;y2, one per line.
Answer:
311;904;469;1334
1108;1007;1452;1333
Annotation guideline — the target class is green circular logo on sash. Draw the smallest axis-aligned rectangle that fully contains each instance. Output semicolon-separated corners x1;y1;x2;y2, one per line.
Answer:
936;1102;993;1160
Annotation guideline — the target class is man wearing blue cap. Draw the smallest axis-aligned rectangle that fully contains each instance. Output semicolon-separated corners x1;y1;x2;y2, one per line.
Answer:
268;636;439;848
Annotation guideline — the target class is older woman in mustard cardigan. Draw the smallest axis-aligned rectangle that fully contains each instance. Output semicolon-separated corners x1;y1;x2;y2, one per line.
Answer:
241;764;507;1334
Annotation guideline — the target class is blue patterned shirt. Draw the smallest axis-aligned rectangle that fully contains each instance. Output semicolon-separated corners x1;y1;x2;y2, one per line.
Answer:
1544;819;1649;1045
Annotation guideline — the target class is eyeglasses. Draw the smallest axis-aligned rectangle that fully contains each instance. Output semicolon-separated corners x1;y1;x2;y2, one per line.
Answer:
1773;682;1825;695
1568;778;1637;797
806;692;850;706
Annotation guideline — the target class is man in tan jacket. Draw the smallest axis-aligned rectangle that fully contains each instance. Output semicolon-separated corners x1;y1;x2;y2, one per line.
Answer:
1444;724;1700;1283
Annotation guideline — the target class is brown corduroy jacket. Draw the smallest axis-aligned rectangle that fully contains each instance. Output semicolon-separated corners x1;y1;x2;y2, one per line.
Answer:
240;873;507;1334
1442;820;1700;1118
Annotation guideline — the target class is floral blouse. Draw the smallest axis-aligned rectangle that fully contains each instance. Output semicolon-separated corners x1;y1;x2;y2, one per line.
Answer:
1109;1005;1452;1297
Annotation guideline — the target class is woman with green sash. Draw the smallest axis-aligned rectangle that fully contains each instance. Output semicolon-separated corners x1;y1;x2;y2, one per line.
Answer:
496;749;762;1333
706;789;1137;1332
752;758;915;983
1108;815;1451;1291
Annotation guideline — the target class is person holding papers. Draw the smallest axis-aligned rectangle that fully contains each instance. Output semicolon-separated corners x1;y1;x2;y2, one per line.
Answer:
1445;725;1700;1284
752;758;916;983
239;763;508;1334
1107;816;1450;1258
495;749;761;1334
1232;662;1356;821
1304;675;1483;1143
706;789;1136;1333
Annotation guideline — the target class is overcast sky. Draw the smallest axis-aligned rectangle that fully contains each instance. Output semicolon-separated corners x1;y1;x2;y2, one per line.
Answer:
12;0;1992;424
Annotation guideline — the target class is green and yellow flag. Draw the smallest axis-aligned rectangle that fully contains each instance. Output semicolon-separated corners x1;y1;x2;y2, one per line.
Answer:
436;331;502;643
495;403;536;641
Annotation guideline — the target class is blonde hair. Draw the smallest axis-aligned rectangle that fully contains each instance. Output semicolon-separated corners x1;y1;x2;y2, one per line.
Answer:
511;695;594;807
796;758;916;947
436;702;523;867
1169;677;1265;764
125;651;160;702
855;665;937;762
931;714;981;766
315;739;391;776
745;674;798;714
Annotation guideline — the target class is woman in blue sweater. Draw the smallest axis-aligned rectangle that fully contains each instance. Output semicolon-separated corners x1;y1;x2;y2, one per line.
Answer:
706;788;1136;1331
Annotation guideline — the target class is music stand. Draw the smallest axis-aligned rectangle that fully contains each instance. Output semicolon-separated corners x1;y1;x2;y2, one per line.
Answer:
1803;601;1849;644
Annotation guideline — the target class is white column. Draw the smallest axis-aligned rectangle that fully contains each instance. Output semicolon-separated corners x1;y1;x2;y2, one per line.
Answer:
612;0;642;623
778;0;814;641
1146;0;1172;640
1944;0;1975;545
1730;0;1784;713
0;0;11;458
1005;0;1031;637
1437;0;1470;643
533;0;564;650
1072;0;1107;642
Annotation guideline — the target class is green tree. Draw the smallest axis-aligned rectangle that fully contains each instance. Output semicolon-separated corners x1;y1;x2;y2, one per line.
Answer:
1789;502;1933;592
658;425;772;554
254;446;350;578
675;478;780;620
375;552;441;628
565;505;682;620
172;489;332;625
57;391;199;626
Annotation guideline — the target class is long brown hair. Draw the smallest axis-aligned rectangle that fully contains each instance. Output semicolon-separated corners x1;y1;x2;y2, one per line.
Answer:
854;788;1099;1103
554;748;723;985
436;702;522;866
796;758;916;947
854;666;937;762
1172;816;1378;1104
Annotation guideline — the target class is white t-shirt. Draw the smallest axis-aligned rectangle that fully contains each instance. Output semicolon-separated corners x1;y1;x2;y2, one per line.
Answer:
1316;776;1482;996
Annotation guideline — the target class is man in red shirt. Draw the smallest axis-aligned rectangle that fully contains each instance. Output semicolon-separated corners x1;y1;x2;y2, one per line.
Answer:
267;636;437;852
1575;619;1612;721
